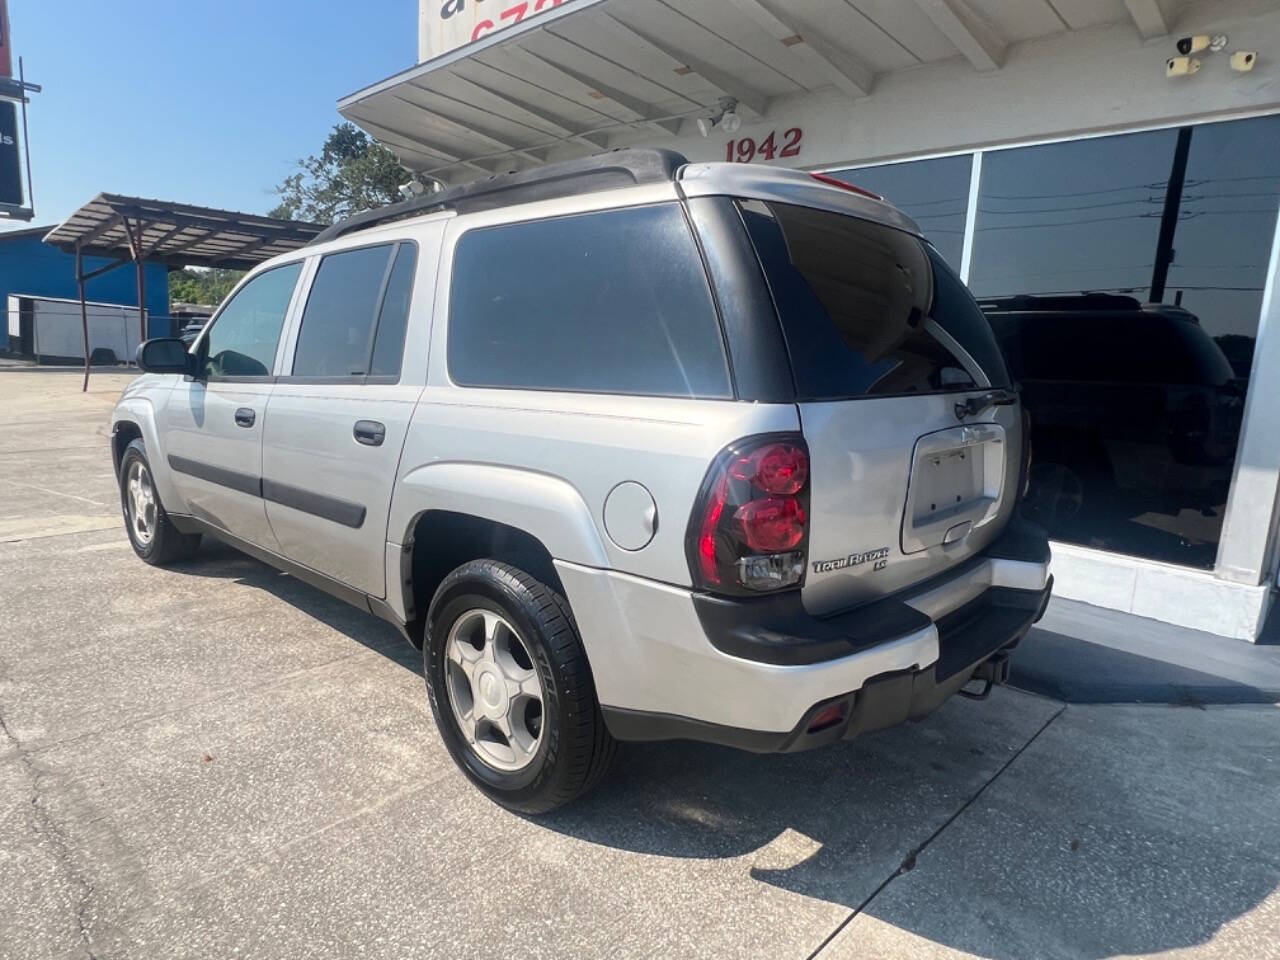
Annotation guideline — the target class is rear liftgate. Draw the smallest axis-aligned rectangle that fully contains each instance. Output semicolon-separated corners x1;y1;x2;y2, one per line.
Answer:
901;423;1006;554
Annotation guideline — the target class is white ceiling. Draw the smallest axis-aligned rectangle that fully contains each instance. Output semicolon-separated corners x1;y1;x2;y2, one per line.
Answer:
339;0;1194;181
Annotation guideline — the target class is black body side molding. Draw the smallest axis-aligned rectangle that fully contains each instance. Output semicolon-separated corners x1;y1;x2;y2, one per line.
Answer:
168;455;260;498
167;456;367;529
262;479;366;529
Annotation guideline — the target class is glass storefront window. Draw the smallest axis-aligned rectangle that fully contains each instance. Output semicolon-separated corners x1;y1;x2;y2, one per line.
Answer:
1166;115;1280;382
827;154;972;269
968;116;1279;569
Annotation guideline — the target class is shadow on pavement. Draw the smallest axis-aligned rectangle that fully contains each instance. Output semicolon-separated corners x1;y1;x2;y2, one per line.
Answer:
540;708;1279;960
160;538;1278;960
842;702;1280;960
167;538;419;673
1013;626;1280;704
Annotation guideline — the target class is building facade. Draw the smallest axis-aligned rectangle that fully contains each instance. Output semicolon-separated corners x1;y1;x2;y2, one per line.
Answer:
0;225;169;352
343;0;1280;639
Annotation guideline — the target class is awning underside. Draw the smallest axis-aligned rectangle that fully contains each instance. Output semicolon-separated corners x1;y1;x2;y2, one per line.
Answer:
338;0;1189;184
43;194;325;270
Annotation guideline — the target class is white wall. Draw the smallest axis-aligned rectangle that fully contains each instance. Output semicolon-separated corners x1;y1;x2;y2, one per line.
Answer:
15;296;142;363
601;0;1280;171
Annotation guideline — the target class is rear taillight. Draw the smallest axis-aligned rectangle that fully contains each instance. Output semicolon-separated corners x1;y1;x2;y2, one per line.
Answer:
687;435;810;595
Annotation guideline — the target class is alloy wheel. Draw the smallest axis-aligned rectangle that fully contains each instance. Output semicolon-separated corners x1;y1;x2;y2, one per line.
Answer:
443;608;545;772
126;460;157;546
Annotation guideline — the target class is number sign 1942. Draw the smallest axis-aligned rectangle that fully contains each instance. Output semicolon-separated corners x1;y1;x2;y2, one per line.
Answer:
725;128;803;164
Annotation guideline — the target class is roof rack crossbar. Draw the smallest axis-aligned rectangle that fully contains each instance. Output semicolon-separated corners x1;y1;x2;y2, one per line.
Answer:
310;148;689;246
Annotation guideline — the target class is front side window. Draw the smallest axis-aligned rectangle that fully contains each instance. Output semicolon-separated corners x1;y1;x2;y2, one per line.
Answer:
447;203;731;398
739;200;1007;400
201;262;302;379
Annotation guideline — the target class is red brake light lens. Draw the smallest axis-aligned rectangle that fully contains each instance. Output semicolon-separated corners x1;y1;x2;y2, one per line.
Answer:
735;496;806;552
697;474;730;585
809;172;883;200
687;435;811;595
729;442;809;496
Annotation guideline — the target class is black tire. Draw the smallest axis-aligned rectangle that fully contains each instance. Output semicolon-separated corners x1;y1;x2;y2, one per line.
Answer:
425;559;616;814
118;438;201;565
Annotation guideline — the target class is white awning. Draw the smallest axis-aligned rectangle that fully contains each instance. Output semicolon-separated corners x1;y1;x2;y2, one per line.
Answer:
340;0;1191;183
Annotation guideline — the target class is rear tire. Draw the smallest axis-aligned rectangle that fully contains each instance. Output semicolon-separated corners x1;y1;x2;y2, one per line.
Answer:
424;559;615;814
118;438;201;565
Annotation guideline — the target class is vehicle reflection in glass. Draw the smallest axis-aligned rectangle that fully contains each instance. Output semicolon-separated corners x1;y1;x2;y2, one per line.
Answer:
982;294;1246;569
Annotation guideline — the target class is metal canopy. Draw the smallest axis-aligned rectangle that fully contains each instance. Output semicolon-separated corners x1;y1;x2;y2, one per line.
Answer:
43;194;324;271
339;0;1192;184
43;195;323;392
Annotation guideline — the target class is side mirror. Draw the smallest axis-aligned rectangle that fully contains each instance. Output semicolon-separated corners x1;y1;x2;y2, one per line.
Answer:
135;338;194;376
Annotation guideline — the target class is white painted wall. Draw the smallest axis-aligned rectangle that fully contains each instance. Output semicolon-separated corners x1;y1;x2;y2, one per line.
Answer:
12;295;143;362
600;0;1280;172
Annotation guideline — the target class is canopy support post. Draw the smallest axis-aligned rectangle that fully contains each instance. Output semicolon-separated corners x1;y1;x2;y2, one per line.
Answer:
123;216;147;347
76;241;90;392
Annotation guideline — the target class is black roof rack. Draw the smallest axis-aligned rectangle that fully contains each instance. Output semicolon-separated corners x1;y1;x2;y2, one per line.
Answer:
311;148;689;246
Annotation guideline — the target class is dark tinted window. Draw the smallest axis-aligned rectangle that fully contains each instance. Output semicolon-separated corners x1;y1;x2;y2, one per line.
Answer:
370;244;417;377
968;128;1175;299
740;200;1006;399
929;248;1010;387
448;204;730;398
201;262;301;379
988;305;1236;386
1166;114;1280;380
968;117;1276;569
827;154;972;269
293;245;393;377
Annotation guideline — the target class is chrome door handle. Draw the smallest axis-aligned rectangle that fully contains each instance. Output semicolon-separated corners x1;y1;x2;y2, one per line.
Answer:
353;420;385;446
234;407;256;428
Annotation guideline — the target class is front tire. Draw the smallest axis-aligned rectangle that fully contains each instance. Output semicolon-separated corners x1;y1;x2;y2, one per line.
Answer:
118;438;201;565
425;559;615;814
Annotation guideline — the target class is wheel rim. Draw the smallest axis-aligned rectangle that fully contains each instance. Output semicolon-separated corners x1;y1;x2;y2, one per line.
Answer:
443;608;545;773
126;460;157;546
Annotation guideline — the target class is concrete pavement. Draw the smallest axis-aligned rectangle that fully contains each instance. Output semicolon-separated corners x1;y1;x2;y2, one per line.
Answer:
1;368;1278;959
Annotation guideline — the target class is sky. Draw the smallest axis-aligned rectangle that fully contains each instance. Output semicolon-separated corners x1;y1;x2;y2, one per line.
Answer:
2;0;417;232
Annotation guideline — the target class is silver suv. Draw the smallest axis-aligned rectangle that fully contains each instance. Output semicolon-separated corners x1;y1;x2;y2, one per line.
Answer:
112;150;1051;812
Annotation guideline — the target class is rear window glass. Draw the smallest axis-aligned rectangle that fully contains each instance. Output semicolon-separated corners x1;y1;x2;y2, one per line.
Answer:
739;200;1010;399
448;203;731;399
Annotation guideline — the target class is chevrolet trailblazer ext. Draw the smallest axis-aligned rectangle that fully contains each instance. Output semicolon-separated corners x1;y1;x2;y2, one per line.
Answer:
112;150;1051;812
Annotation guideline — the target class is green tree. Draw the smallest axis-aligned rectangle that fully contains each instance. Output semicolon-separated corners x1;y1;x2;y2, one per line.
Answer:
168;267;244;308
270;123;406;224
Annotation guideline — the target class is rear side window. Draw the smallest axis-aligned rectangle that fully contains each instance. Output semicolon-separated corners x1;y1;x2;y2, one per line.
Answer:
291;241;417;379
739;200;1009;400
448;203;732;398
370;244;418;377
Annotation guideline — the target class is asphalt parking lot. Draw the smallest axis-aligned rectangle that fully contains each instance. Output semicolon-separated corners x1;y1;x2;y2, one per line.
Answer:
2;367;1279;960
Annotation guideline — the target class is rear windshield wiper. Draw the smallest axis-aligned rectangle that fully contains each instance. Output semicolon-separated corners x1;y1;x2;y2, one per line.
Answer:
955;388;1019;420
